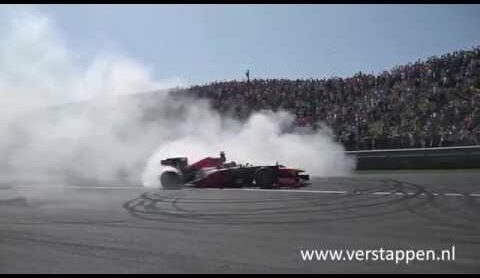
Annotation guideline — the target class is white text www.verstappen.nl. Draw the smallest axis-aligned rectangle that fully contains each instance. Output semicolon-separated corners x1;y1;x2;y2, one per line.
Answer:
300;246;455;264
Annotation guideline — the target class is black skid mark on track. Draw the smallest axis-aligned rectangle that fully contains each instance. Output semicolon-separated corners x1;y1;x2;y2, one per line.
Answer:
402;180;480;233
0;197;28;207
122;179;441;225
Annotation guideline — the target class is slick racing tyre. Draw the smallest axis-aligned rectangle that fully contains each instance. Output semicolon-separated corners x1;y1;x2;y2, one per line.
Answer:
230;168;254;187
160;171;183;190
254;167;276;189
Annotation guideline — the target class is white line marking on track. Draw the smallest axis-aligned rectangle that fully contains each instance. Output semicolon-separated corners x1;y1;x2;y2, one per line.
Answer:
212;188;480;198
372;191;392;195
443;193;464;197
8;185;480;198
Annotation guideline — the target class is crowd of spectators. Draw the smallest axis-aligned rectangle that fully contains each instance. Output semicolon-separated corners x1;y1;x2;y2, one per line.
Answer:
175;46;480;151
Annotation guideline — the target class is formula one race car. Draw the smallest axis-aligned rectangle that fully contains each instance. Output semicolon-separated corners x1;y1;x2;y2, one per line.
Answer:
159;152;309;189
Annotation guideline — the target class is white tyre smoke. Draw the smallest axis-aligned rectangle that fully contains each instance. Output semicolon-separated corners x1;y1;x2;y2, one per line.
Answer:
0;7;356;188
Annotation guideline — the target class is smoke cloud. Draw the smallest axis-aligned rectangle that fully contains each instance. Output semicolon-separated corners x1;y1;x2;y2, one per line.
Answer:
0;7;355;189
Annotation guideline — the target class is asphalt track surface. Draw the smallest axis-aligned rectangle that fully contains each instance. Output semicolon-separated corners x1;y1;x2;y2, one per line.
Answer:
1;170;480;273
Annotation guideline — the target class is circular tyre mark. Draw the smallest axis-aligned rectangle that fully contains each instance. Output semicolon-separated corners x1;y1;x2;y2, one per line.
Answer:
123;179;436;225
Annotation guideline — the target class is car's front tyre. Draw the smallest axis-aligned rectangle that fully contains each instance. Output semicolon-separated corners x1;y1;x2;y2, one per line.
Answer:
254;167;276;189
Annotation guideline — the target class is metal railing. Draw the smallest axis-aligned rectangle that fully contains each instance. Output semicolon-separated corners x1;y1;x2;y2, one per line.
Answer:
346;145;480;154
346;145;480;170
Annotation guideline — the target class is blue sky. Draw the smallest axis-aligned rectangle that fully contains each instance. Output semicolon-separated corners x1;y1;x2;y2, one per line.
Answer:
36;4;480;86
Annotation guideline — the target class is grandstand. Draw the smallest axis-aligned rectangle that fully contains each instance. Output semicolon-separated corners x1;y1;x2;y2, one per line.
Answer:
176;46;480;151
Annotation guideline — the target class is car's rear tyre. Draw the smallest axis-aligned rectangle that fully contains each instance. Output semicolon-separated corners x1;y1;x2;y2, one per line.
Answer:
230;169;254;187
254;167;276;188
160;171;183;190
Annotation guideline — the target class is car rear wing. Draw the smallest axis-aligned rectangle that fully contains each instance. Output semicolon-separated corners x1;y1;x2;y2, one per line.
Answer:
161;157;188;170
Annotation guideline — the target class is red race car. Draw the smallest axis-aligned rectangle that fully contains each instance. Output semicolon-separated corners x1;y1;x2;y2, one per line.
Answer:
159;152;309;189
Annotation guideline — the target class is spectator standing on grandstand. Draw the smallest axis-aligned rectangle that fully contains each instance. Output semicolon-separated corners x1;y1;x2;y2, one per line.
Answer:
246;69;250;83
